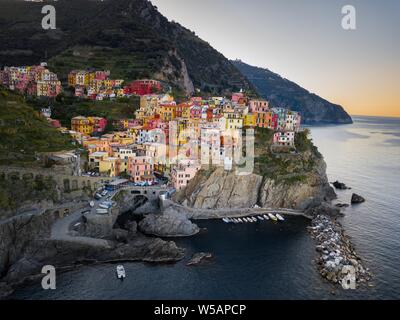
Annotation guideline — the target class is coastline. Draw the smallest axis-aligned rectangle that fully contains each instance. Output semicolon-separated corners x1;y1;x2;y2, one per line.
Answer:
0;129;373;299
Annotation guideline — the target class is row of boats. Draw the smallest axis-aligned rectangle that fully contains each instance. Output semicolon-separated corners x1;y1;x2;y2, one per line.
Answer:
222;213;285;224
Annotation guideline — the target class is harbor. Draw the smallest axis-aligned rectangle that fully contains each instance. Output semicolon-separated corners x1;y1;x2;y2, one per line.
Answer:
222;213;285;224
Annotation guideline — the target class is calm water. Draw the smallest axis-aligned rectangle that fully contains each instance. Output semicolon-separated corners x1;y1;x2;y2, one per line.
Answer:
11;116;400;300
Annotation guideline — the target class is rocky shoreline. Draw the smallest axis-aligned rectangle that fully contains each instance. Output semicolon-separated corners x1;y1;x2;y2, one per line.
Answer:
308;214;372;288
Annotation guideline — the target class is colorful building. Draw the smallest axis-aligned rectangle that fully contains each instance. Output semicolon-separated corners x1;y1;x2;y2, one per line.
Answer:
124;79;161;96
128;156;155;183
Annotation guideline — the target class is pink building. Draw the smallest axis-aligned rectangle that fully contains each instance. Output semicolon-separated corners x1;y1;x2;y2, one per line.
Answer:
48;118;61;128
232;92;245;104
94;70;110;80
190;106;202;119
190;97;203;106
171;162;201;191
250;100;269;113
92;117;107;133
128;119;142;128
128;156;154;183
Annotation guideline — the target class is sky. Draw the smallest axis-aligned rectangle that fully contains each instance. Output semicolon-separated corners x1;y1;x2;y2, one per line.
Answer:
151;0;400;117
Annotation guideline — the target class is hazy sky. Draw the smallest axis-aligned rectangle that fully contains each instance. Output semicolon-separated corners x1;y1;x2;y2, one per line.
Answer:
151;0;400;117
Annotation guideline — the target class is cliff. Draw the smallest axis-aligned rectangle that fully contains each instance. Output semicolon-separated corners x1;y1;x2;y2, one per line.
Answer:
232;60;353;125
174;129;336;211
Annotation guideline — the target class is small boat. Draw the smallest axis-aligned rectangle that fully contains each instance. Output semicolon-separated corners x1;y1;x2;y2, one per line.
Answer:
222;218;230;223
252;217;257;222
258;216;264;221
263;214;270;220
268;213;278;221
116;265;126;280
276;214;285;221
243;218;250;223
238;218;243;223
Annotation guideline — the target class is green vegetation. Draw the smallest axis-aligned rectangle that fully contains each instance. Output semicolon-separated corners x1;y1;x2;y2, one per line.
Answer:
0;87;75;165
295;128;322;158
26;94;140;130
0;0;254;95
0;173;59;215
253;127;321;184
48;46;163;83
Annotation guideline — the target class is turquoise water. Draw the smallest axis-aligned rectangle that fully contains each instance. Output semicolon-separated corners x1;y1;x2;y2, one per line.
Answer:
11;116;400;299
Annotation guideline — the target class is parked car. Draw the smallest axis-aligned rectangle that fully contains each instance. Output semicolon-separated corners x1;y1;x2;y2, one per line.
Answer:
94;193;102;200
96;208;108;215
101;190;108;196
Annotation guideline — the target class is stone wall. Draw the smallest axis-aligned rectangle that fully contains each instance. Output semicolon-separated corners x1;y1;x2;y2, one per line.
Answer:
0;166;108;193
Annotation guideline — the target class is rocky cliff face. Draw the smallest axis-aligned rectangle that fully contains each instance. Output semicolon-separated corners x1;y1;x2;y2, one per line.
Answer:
175;157;335;211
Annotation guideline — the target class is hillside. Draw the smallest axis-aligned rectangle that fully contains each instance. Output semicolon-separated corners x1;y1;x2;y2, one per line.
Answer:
233;60;353;125
27;94;140;129
0;0;254;96
0;87;75;165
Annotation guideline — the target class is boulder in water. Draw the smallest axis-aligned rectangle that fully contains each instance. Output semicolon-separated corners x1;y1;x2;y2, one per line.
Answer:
186;252;213;266
351;193;365;204
332;181;349;190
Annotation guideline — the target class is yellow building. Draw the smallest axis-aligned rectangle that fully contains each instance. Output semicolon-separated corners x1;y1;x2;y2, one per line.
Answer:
158;105;176;122
136;95;159;120
71;116;93;135
99;157;120;177
243;113;256;127
224;111;243;130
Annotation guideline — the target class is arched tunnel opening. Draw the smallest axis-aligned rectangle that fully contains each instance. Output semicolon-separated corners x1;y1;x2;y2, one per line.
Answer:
114;195;148;230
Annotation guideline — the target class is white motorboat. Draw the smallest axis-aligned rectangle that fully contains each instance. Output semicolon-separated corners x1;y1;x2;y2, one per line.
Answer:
238;218;243;223
252;217;257;222
263;214;270;220
268;213;278;221
222;218;230;223
243;218;249;223
116;265;126;280
276;214;285;221
258;216;264;221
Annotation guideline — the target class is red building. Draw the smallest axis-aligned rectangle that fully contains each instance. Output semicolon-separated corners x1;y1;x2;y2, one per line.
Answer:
124;79;161;96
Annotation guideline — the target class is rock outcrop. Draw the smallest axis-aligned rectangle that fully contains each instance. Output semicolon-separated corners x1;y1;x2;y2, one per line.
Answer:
332;181;350;190
139;214;200;237
308;214;372;287
187;252;213;266
351;194;366;204
175;157;335;212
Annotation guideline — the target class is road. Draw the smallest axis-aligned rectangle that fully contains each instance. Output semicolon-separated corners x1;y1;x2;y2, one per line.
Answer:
50;190;118;249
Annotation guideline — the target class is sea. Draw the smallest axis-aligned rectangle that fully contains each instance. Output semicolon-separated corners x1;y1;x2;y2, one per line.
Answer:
10;116;400;300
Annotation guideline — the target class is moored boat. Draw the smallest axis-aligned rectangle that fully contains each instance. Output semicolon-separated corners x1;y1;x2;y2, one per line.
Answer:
258;216;264;221
263;214;269;220
268;213;278;221
276;214;285;221
116;265;126;280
